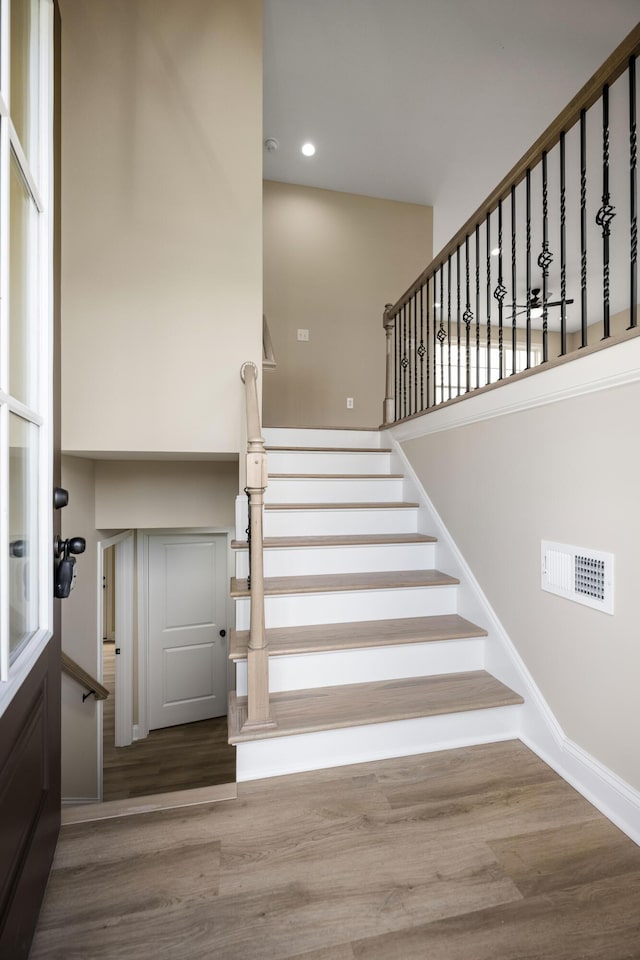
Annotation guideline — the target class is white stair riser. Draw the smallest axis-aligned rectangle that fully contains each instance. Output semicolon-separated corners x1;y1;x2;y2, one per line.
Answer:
265;477;404;504
235;637;485;695
235;706;523;781
264;507;418;537
234;584;457;629
267;451;392;474
263;428;383;449
235;542;437;578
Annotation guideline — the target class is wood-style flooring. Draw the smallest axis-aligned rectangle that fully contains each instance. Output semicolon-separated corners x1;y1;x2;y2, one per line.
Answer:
102;642;235;800
32;740;640;959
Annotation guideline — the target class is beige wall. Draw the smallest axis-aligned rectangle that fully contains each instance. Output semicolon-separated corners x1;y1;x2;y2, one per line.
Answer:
402;380;640;790
94;460;238;529
263;181;432;428
60;0;262;455
60;456;101;799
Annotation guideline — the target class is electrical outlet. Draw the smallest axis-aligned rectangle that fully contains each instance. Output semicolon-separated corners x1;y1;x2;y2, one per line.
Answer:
297;328;310;342
346;397;354;409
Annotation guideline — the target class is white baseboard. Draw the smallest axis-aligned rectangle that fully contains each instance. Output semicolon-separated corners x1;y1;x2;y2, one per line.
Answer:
236;705;522;782
389;433;640;847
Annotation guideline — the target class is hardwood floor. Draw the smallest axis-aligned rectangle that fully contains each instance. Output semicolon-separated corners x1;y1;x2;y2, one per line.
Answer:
102;643;235;800
32;740;640;959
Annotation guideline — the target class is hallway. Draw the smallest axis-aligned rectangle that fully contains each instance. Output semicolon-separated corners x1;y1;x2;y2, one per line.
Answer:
102;642;235;800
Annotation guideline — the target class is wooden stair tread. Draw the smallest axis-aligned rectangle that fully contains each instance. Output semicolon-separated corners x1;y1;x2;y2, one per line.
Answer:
265;445;391;453
269;473;404;479
230;569;459;598
264;501;419;511
228;671;523;743
231;533;437;550
229;614;488;660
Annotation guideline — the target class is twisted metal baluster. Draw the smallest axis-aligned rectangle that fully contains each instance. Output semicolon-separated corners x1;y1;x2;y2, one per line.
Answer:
526;168;532;367
538;151;553;363
629;56;638;330
493;199;506;379
486;213;491;384
511;184;517;374
596;83;616;339
464;234;473;393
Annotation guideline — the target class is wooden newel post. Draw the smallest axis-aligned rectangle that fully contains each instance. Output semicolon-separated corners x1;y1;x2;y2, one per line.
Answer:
383;303;395;425
240;362;276;731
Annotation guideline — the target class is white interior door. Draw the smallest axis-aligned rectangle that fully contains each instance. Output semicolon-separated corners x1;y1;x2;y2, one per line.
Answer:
148;533;228;731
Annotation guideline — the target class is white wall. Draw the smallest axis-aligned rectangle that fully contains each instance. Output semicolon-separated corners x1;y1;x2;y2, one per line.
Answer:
60;0;263;455
400;348;640;791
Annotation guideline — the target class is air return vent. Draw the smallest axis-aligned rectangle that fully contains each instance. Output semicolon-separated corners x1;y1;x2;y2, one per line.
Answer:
541;541;614;615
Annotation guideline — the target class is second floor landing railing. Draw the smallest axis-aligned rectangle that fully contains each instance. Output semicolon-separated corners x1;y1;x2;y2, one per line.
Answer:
383;23;640;424
240;361;276;732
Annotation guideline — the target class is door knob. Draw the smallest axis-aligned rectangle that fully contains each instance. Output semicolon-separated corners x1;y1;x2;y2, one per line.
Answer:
219;629;226;638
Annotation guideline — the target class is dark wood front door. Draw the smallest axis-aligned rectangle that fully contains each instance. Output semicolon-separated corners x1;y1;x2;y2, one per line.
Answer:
0;4;62;956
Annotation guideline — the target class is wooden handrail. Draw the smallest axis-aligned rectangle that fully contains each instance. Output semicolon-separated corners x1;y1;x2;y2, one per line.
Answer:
61;652;109;701
239;361;276;731
386;22;640;316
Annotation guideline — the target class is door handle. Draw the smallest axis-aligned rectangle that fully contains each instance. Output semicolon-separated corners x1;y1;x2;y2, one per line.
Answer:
54;536;86;599
219;629;226;638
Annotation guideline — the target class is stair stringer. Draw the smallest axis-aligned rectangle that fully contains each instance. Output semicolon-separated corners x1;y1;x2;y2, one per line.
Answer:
388;431;640;846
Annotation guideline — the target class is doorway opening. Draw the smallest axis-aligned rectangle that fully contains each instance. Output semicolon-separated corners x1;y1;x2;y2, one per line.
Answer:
99;529;236;802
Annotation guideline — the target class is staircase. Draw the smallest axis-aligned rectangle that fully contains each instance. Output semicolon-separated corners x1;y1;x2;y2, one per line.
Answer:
228;427;523;782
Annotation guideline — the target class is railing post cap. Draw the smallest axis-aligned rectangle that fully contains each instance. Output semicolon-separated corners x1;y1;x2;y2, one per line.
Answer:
240;361;259;383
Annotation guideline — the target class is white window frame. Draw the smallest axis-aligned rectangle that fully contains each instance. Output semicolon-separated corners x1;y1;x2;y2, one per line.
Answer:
0;0;54;717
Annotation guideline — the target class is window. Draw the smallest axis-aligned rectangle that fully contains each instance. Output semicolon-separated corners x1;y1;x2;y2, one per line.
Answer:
0;0;53;702
434;342;543;405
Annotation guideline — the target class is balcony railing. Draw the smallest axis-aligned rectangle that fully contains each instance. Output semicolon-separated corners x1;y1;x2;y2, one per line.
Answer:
382;23;640;425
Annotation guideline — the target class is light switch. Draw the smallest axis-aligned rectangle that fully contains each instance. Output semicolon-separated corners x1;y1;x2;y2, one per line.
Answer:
297;329;310;342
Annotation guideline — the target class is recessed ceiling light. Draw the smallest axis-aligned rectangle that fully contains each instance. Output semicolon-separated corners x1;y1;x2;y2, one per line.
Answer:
301;142;316;157
434;301;441;308
491;247;501;256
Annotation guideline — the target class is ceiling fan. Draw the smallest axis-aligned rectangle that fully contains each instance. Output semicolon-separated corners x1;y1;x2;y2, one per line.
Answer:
510;288;574;319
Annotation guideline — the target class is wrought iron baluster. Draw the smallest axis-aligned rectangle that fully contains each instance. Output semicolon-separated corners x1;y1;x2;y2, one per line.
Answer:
425;280;431;408
526;168;532;367
464;234;472;394
447;256;452;400
438;264;445;403
538;151;552;363
413;290;420;413
630;55;638;330
456;246;461;396
511;184;517;374
493;199;506;379
475;224;480;388
596;83;616;339
408;295;412;415
580;109;588;346
419;284;425;409
486;214;491;384
560;132;567;356
395;313;400;421
401;303;408;418
433;270;440;404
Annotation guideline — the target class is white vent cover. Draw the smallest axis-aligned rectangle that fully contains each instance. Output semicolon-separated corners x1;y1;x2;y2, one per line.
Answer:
541;541;614;615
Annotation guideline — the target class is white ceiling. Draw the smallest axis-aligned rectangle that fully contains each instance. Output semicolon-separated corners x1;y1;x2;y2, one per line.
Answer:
263;0;640;251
